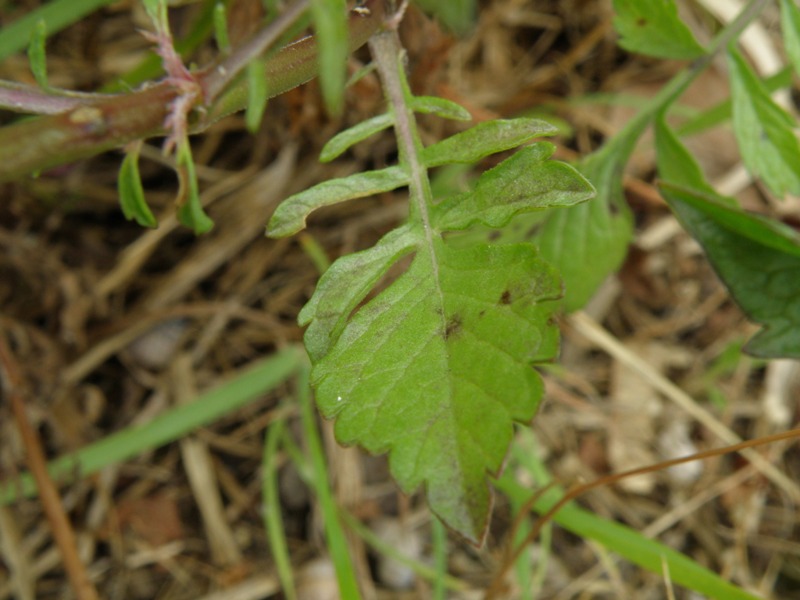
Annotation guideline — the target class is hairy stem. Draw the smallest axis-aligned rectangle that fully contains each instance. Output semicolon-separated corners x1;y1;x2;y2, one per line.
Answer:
0;0;384;182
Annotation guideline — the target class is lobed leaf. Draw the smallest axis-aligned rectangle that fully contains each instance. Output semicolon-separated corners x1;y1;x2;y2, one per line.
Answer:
727;48;800;197
422;118;557;168
312;238;561;544
661;184;800;359
612;0;705;60
267;166;409;237
299;225;419;361
433;143;595;230
118;148;157;228
320;113;394;162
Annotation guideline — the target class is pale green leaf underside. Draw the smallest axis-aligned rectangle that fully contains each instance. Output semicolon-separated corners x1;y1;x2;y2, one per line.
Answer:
409;95;472;121
313;238;561;543
612;0;705;60
267;166;408;237
728;48;800;197
320;113;394;162
434;143;595;230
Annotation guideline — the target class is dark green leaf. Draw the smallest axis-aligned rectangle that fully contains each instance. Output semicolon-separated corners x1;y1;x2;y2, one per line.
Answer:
176;143;214;234
267;166;409;237
118;148;157;228
612;0;705;59
781;0;800;78
728;47;800;197
313;238;560;544
661;184;800;359
422;118;557;168
654;112;720;198
434;143;595;230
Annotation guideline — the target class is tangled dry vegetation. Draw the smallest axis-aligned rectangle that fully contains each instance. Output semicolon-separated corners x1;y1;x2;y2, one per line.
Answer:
0;0;799;598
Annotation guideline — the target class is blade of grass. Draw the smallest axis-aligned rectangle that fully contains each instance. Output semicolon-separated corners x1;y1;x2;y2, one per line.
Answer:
0;347;304;506
296;365;361;599
0;0;118;61
263;412;298;600
494;432;762;600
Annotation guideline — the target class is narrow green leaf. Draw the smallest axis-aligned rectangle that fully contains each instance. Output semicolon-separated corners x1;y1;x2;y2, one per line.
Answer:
781;0;800;78
728;47;800;197
27;19;48;89
312;239;561;544
413;0;477;35
267;166;409;237
299;225;418;362
410;96;472;121
612;0;705;59
536;146;634;312
213;2;231;54
246;57;268;133
118;148;158;228
661;184;800;359
320;113;394;162
422;118;558;168
434;143;595;230
310;0;347;116
176;143;214;234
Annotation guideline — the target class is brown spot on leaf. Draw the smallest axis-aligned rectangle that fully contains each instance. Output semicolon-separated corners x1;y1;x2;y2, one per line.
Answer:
444;314;462;340
500;290;512;305
636;17;647;27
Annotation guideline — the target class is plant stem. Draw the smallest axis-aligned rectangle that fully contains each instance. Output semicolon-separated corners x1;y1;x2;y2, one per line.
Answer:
0;0;385;183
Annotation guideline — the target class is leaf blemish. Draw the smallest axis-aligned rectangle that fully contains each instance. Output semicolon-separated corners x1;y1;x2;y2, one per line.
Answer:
500;290;512;305
444;314;462;340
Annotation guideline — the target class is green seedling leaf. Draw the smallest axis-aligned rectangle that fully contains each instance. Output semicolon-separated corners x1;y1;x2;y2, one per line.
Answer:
176;143;214;234
661;184;800;359
320;113;394;162
310;0;347;116
422;118;558;168
313;238;561;544
781;0;800;78
728;47;800;197
536;145;634;312
410;96;472;121
118;147;157;228
434;143;595;230
27;19;49;89
246;57;268;133
267;166;409;237
213;2;231;54
612;0;705;60
300;225;418;361
413;0;477;35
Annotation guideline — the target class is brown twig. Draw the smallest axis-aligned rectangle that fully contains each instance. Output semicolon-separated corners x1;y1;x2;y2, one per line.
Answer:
0;0;385;183
0;335;100;600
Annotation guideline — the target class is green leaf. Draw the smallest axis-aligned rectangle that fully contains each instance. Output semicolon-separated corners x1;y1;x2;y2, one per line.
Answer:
410;96;472;121
422;118;558;168
118;147;157;228
660;184;800;359
320;113;394;162
413;0;477;35
245;57;268;133
781;0;800;78
176;143;214;234
310;0;347;116
267;166;409;237
654;112;720;198
434;143;595;230
299;225;419;361
27;19;48;89
312;238;561;544
727;47;800;197
536;146;634;312
612;0;705;60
